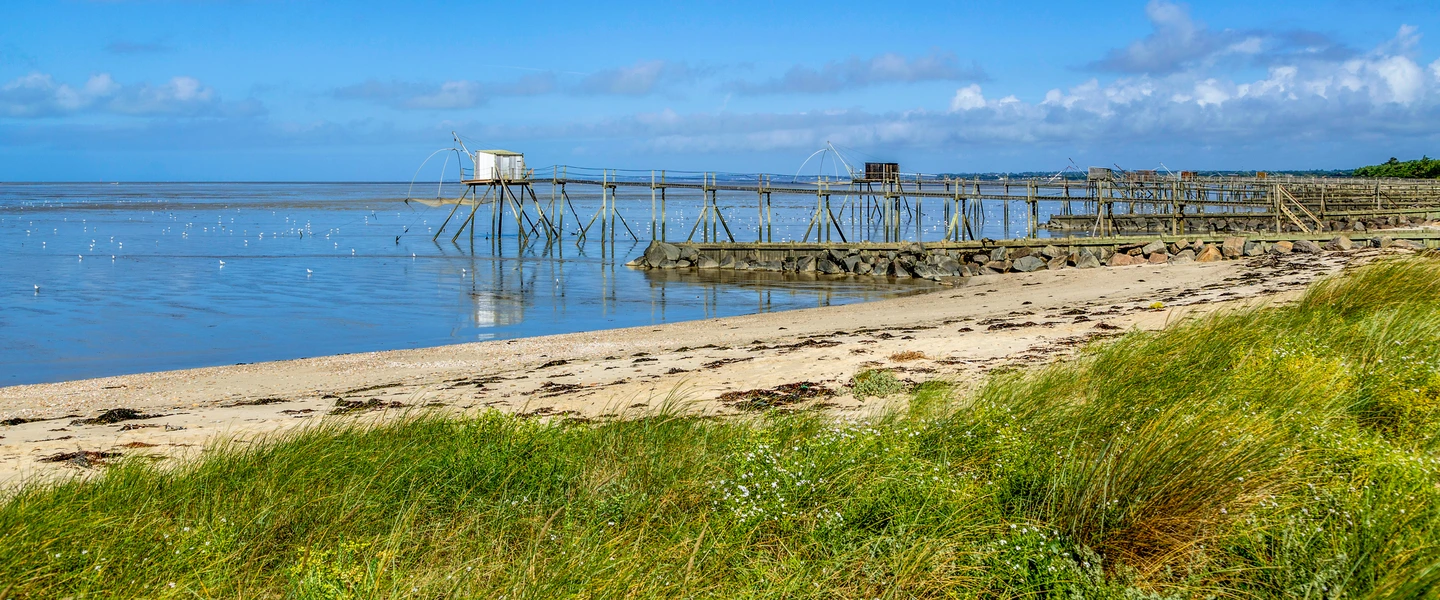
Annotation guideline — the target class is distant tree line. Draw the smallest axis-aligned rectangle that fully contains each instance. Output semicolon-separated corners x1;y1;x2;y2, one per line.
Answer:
1353;156;1440;179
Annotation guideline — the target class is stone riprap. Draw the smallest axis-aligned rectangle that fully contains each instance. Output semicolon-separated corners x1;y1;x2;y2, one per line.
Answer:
1046;213;1438;235
627;235;1428;281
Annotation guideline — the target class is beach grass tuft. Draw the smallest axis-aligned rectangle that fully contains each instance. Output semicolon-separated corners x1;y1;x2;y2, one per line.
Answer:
3;256;1440;597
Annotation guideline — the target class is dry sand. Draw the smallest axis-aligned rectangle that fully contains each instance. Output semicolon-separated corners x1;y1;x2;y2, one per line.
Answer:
0;250;1378;487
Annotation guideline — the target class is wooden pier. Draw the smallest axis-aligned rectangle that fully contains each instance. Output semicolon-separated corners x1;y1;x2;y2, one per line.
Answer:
428;153;1440;250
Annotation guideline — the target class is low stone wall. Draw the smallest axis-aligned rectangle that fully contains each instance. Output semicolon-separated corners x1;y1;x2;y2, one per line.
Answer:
627;235;1429;281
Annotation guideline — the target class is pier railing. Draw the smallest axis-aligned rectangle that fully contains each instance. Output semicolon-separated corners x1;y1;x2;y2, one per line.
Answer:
428;163;1440;249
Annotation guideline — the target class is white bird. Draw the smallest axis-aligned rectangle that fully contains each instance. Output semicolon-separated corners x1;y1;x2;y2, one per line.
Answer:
219;260;226;267
306;269;313;275
33;284;39;293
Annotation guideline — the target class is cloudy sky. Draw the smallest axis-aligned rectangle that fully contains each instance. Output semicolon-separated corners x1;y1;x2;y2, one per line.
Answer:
2;0;1438;180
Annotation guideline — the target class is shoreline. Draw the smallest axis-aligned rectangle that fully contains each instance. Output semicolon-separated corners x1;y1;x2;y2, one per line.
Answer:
0;249;1378;486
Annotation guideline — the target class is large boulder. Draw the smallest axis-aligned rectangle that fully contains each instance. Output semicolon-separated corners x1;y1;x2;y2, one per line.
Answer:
1108;252;1139;267
890;261;913;278
1323;236;1354;251
1047;256;1068;270
796;255;816;272
1222;237;1246;258
1041;244;1065;259
643;241;681;266
1293;239;1323;254
984;260;1012;273
1075;250;1101;269
1270;241;1293;254
1141;240;1168;256
1196;244;1224;262
816;259;842;274
695;256;719;269
719;255;736;269
990;247;1011;262
679;244;700;262
1243;240;1264;256
1169;249;1196;264
1013;255;1046;272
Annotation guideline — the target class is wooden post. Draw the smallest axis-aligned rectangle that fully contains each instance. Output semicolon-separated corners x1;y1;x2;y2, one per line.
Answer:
760;171;771;241
1026;181;1035;238
553;167;563;240
765;189;773;243
915;193;922;241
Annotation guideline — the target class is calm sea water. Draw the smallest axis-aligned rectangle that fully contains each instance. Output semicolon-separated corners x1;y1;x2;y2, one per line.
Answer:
1;183;952;386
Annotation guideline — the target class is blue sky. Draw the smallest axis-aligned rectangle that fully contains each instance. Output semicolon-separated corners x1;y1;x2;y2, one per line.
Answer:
2;0;1438;180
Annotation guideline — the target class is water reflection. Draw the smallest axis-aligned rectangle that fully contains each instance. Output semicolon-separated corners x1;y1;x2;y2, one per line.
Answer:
0;183;922;385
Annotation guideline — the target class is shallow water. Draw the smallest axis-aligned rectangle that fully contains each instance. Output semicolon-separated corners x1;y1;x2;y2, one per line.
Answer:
1;183;941;385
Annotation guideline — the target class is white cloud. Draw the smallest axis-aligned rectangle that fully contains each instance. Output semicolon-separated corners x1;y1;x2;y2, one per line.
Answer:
0;72;239;118
949;84;986;111
334;62;695;110
462;21;1439;163
1088;0;1354;74
575;60;701;96
334;74;558;110
1371;55;1425;104
407;81;484;110
728;51;986;95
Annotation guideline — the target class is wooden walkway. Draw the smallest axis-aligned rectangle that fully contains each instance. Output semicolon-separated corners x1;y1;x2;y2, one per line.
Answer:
437;165;1440;248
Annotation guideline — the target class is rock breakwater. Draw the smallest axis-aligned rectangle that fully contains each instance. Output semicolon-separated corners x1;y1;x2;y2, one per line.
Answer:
627;235;1430;281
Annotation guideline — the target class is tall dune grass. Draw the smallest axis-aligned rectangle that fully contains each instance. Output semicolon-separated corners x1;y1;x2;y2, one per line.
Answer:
1;257;1438;598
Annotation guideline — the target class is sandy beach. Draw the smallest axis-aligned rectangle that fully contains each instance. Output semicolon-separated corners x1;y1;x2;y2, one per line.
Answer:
0;250;1374;487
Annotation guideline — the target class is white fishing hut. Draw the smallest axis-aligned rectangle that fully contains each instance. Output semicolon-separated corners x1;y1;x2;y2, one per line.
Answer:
468;149;527;182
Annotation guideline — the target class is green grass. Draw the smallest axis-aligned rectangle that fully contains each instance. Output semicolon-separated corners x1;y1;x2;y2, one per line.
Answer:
850;369;908;401
3;257;1440;598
